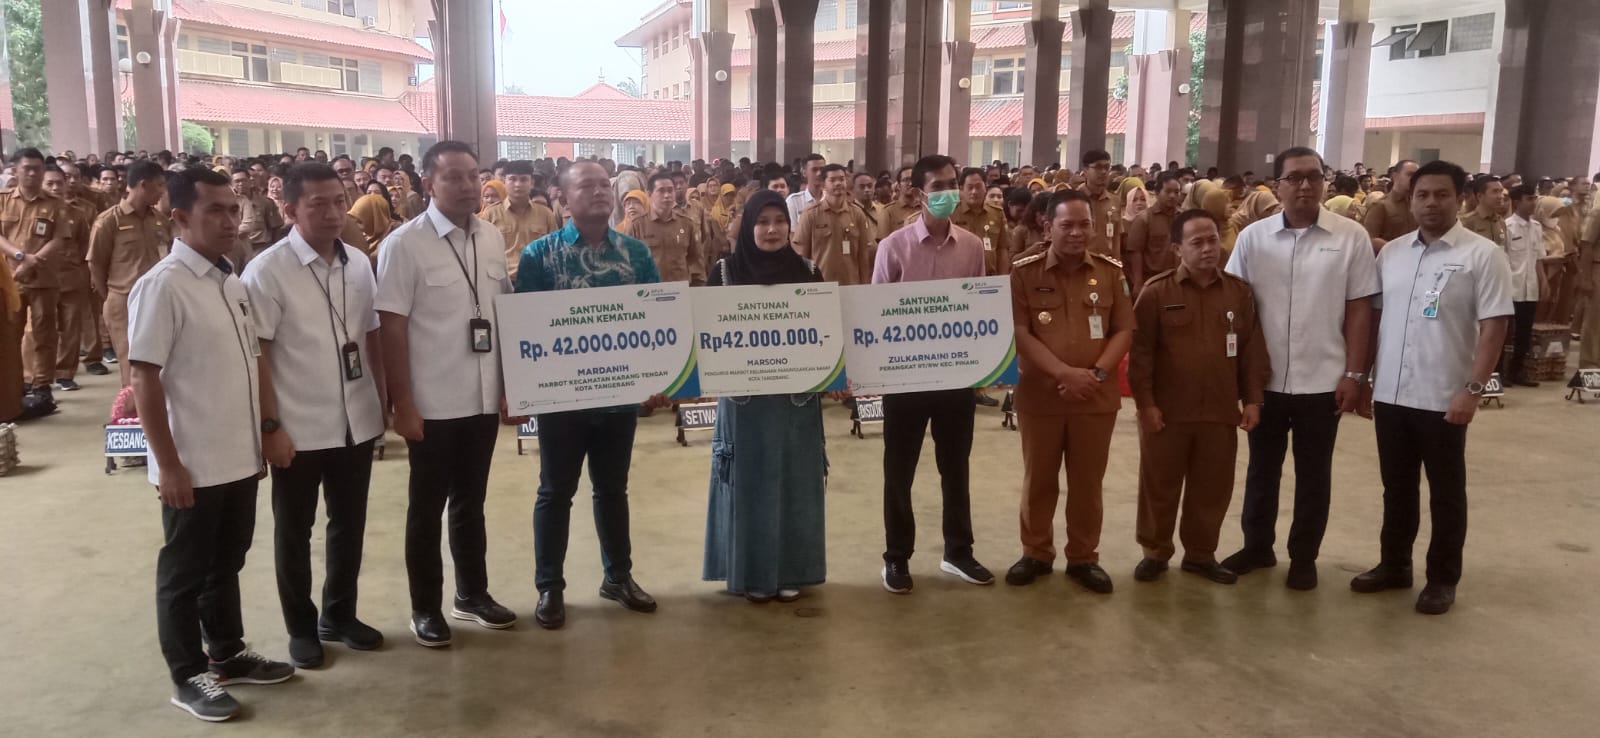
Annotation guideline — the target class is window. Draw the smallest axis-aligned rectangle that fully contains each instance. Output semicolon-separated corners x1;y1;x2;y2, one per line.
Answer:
330;133;348;157
328;56;360;92
991;57;1024;95
816;0;838;32
971;0;989;12
1417;148;1441;163
1110;50;1127;68
116;24;129;61
1380;21;1447;61
972;59;990;76
1313;37;1323;82
814;70;838;85
844;0;857;29
997;1;1029;9
1449;13;1494;53
326;0;356;17
228;128;248;155
232;42;269;82
501;138;537;160
353;134;368;156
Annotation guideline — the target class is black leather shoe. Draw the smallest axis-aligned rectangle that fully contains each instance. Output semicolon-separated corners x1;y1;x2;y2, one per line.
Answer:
1004;556;1052;586
84;361;110;376
409;611;451;648
1219;548;1277;575
287;635;323;669
1285;560;1318;590
1350;563;1414;593
1415;583;1455;615
975;392;1000;407
535;591;565;630
318;618;383;650
451;593;517;629
599;577;658;613
1133;558;1169;582
1066;563;1114;594
1180;559;1238;584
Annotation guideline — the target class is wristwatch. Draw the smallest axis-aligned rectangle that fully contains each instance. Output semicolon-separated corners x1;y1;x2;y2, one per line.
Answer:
1343;371;1368;383
9;251;23;263
261;418;282;434
1091;367;1108;383
1464;381;1486;396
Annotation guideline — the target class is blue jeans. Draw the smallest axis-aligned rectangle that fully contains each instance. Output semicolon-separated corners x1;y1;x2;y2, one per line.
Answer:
533;409;638;593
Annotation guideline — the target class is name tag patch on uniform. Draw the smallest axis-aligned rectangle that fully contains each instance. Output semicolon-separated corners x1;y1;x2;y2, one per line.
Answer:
983;237;993;251
1163;304;1186;311
1035;286;1055;293
842;239;852;255
33;218;51;238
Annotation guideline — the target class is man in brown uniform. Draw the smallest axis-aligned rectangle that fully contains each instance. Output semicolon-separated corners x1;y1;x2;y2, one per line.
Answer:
0;148;67;394
876;166;920;241
1578;204;1600;369
88;161;171;386
332;157;362;206
625;171;705;285
1363;159;1418;250
951;167;1011;276
793;164;878;285
232;167;284;261
1080;149;1122;258
35;165;95;391
1005;188;1134;594
481;160;562;278
1128;209;1268;585
1460;176;1508;247
1124;171;1184;298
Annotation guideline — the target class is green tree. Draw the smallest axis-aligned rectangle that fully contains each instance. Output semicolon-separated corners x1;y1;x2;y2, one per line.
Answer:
615;78;644;98
122;100;137;150
180;122;213;155
4;0;50;150
1109;31;1206;167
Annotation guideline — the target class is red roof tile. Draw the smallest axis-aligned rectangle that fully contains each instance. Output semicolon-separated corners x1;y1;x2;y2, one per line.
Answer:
172;79;428;134
116;0;431;61
408;84;697;141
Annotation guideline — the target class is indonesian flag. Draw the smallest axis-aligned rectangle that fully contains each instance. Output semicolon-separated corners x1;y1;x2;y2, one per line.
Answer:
498;1;508;40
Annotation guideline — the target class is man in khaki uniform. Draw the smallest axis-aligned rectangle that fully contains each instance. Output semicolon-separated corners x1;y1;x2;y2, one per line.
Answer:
1005;189;1134;595
34;165;95;391
63;160;114;375
794;164;878;285
88;161;171;386
1363;159;1418;250
1460;176;1508;247
1080;149;1122;258
876;166;920;241
0;148;67;392
231;167;283;260
950;167;1011;276
1577;204;1600;368
1124;171;1184;298
481;160;562;278
1128;209;1269;585
625;172;705;285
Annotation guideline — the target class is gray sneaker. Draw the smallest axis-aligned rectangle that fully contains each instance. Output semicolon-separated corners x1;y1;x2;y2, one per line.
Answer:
209;647;295;685
170;673;240;722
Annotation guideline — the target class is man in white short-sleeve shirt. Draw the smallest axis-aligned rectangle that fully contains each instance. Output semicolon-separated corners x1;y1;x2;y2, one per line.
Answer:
1501;184;1548;386
241;163;387;668
1221;147;1379;591
375;140;518;647
1351;160;1512;617
129;166;293;723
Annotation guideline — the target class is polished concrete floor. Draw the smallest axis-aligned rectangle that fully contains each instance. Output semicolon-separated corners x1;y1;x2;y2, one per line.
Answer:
1;367;1597;737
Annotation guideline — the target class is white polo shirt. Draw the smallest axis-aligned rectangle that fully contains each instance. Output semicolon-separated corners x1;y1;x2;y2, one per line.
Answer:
375;202;508;420
1372;221;1515;413
1225;207;1380;395
787;188;818;225
127;240;263;488
241;228;384;450
1502;213;1545;302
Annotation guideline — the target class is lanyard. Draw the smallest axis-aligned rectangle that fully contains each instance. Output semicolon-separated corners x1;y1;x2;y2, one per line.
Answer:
447;230;482;318
307;255;351;346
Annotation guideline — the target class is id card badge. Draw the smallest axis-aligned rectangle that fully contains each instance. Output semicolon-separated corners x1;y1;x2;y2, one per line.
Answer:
1226;333;1238;357
842;239;852;256
1421;290;1441;319
341;341;364;381
1105;222;1115;239
983;237;994;252
469;318;493;353
1088;314;1105;340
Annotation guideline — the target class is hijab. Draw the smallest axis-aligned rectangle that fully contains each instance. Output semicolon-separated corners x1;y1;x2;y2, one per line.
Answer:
348;193;395;256
1184;179;1216;211
479;180;507;213
1123;186;1149;222
725;189;816;286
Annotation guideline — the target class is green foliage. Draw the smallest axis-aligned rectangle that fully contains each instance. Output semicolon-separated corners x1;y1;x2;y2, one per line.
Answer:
615;78;645;98
122;100;137;150
4;0;50;150
1108;31;1204;166
180;121;213;155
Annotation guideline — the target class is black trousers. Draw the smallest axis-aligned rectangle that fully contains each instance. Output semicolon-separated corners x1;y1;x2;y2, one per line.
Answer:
882;389;976;563
155;476;258;685
1240;391;1342;561
1507;300;1537;379
533;409;637;593
1374;402;1469;586
271;440;375;637
404;414;499;614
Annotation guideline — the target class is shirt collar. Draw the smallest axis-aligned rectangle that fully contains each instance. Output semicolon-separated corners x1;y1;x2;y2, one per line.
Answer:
911;215;951;247
1174;262;1222;286
287;226;348;267
1044;245;1094;272
557;219;619;250
425;200;471;240
171;239;231;277
1269;207;1331;234
1412;220;1471;249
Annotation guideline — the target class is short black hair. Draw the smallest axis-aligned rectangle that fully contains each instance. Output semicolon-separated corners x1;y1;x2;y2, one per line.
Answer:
284;162;341;205
10;147;44;164
1081;149;1111;167
1046;188;1093;219
959;167;985;187
1004;187;1033;208
802;153;826;166
421;140;478;175
912;154;959;190
1412;160;1468;195
1469;175;1502;195
1273;146;1323;179
377;146;395;157
167;165;231;212
895;165;913;181
1389;159;1418;176
1153;171;1183;190
647;171;675;191
820;163;848;179
1333;174;1359;195
502;160;535;177
127;161;166;189
1170;208;1222;243
1508;183;1538;201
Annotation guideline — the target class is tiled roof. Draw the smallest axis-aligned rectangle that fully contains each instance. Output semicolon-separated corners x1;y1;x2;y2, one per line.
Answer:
730;105;859;141
969;97;1128;137
115;0;432;61
174;80;428;134
407;82;698;141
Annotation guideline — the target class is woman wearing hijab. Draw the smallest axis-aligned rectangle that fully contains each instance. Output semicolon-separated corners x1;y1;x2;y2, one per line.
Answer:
703;189;830;604
1123;182;1149;224
710;183;737;230
479;179;507;211
1229;189;1282;238
348;182;397;260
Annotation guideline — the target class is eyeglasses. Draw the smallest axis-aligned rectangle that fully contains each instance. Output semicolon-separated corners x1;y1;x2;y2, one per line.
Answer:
1277;172;1323;187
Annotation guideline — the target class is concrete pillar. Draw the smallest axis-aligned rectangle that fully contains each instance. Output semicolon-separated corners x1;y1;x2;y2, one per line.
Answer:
1198;0;1318;176
1020;2;1064;168
1125;9;1191;168
42;0;120;155
773;0;820;164
1320;0;1371;170
747;1;779;162
430;0;497;159
854;0;891;173
885;0;943;166
1489;0;1600;176
691;0;733;160
937;0;974;161
1064;0;1113;168
126;0;180;152
87;1;120;153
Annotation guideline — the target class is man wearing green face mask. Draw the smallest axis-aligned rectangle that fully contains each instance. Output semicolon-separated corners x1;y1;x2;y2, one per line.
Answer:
793;164;878;285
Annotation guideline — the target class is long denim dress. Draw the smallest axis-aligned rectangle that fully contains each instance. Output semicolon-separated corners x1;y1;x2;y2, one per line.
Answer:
702;393;828;595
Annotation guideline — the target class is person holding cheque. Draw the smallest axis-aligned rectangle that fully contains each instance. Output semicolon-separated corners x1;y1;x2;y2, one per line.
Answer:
701;189;831;603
